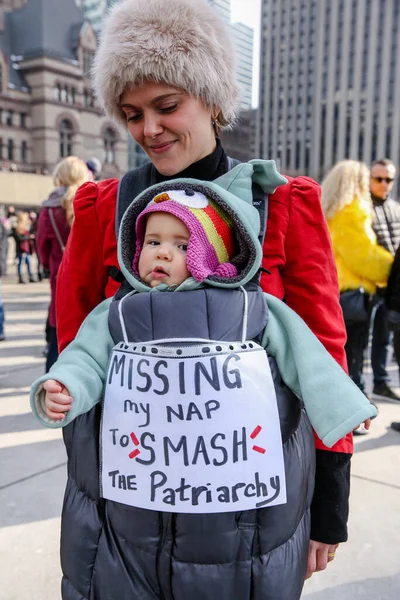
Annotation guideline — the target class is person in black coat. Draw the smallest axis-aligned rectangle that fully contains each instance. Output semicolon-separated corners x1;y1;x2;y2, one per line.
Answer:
370;158;400;400
385;245;400;430
0;217;8;340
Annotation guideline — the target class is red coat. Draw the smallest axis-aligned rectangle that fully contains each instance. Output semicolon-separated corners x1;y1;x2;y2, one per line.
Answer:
37;200;70;327
56;176;351;454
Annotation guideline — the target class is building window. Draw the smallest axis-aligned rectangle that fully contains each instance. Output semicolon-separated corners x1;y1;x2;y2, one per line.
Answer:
295;140;301;170
59;119;73;158
21;140;28;163
358;130;364;160
286;147;291;167
60;85;68;103
7;138;14;160
305;144;310;175
83;49;94;77
385;127;392;159
104;128;116;164
54;83;62;101
0;138;3;159
70;87;76;104
6;110;13;126
20;113;27;128
371;120;378;163
0;62;3;93
83;88;96;109
320;105;326;169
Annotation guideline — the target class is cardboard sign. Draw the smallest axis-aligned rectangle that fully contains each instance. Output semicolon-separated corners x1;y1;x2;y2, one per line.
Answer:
100;340;287;513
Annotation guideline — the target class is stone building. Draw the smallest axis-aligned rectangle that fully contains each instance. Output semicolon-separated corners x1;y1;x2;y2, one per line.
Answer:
0;0;127;178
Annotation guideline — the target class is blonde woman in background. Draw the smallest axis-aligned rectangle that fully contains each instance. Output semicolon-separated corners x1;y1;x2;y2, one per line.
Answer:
14;211;34;283
321;160;393;406
36;156;89;371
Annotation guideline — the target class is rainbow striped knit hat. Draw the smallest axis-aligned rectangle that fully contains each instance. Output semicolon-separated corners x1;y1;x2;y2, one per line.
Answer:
133;188;238;282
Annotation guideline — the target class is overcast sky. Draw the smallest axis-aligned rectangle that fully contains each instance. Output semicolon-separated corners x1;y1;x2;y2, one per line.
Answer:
231;0;261;107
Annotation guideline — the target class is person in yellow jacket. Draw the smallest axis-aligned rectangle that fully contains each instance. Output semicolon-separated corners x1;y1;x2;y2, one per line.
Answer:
321;160;393;399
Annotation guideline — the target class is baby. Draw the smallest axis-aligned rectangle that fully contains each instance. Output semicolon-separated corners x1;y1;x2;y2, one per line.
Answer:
44;209;193;419
43;188;239;419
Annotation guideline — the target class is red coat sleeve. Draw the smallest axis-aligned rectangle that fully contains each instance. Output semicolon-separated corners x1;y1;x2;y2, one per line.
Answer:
261;176;352;454
56;180;120;352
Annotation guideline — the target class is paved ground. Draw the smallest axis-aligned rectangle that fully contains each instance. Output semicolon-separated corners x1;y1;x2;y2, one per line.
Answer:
0;273;399;599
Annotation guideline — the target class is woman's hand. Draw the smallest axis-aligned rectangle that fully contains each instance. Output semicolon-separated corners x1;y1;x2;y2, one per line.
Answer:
305;540;339;580
43;379;73;420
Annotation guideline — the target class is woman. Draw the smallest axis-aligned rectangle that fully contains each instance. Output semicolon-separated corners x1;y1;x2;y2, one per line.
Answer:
29;211;42;282
36;156;88;372
14;212;34;284
55;0;352;597
321;160;393;397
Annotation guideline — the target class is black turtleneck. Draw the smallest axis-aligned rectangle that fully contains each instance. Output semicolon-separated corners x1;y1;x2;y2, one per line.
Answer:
371;192;388;206
154;138;228;184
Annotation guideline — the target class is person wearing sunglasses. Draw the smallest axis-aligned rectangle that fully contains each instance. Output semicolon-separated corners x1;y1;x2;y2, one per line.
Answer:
369;158;400;401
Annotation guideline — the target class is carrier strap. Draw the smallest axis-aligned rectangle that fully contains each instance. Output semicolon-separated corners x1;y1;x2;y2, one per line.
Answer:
226;157;269;248
118;286;250;345
115;161;154;237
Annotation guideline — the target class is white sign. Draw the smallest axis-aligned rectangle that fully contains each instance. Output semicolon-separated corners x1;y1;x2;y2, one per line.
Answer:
100;340;287;513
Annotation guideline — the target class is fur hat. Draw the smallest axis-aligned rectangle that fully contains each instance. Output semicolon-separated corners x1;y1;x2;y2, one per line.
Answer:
133;188;238;282
93;0;240;129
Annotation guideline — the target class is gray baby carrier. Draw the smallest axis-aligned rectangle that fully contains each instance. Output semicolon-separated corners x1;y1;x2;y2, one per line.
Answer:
60;161;315;600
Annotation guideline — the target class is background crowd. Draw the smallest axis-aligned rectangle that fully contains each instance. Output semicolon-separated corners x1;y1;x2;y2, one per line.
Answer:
321;157;400;433
0;155;100;359
1;157;399;424
1;156;399;418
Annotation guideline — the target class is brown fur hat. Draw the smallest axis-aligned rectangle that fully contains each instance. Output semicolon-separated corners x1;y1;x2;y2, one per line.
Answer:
93;0;240;129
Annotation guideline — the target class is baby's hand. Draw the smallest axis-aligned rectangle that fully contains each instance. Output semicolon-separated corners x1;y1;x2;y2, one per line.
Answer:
43;379;73;420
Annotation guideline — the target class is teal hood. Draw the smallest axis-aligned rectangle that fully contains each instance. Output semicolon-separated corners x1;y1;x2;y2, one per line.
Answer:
117;160;287;292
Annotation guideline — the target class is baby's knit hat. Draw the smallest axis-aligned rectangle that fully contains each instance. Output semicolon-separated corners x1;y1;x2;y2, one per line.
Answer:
133;189;238;282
